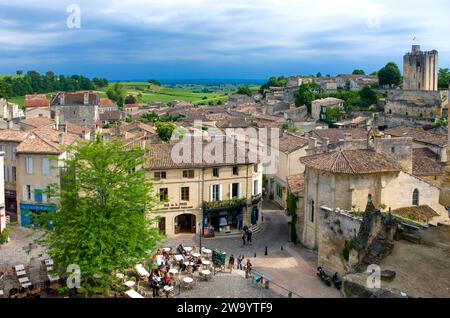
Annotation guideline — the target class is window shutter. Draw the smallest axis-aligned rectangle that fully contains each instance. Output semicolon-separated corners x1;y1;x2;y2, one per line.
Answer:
219;184;222;201
209;185;213;201
238;183;242;198
43;157;50;175
23;185;27;201
229;184;232;199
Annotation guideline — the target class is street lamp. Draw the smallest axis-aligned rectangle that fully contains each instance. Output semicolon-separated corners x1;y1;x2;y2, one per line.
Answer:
198;221;202;252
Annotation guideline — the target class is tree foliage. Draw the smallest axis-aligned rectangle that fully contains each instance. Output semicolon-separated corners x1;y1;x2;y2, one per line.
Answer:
106;82;127;108
359;86;378;106
235;86;252;97
0;71;108;98
259;76;288;93
352;69;366;75
294;83;319;113
44;139;161;294
148;79;161;86
378;62;402;87
156;122;177;141
438;68;450;89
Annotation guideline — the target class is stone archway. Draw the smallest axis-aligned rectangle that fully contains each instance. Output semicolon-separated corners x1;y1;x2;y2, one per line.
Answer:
174;214;196;234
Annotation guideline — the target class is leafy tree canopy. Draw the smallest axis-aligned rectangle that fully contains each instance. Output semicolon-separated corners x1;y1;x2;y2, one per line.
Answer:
156;122;177;141
294;83;319;113
438;68;450;89
44;139;161;294
235;86;252;97
378;62;402;87
148;79;161;86
106;82;127;108
259;76;288;93
352;69;366;75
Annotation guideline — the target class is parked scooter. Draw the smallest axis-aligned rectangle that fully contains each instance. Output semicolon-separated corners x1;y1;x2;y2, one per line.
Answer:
331;272;342;290
316;267;331;287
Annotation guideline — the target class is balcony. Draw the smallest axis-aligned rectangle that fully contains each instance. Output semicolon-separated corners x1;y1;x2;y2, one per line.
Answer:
203;198;246;212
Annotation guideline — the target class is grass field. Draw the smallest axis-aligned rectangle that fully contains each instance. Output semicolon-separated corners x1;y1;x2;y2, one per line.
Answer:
2;80;260;108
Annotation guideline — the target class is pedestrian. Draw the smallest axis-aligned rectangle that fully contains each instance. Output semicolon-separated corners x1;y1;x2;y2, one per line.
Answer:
246;229;253;245
228;254;235;273
237;255;244;270
245;259;252;278
241;232;246;246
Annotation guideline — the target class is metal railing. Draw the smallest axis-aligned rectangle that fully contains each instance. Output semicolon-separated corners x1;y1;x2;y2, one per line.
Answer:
249;269;303;298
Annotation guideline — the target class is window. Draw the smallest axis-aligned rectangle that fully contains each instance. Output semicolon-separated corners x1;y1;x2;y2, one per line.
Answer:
25;185;32;201
154;171;167;180
159;188;168;201
413;189;419;206
42;157;50;175
26;156;33;174
182;170;194;179
253;180;258;195
43;185;50;203
181;187;190;201
213;168;219;177
0;145;5;155
12;166;16;182
12;146;16;160
310;200;315;223
254;164;258;173
232;166;238;176
231;183;239;198
212;184;220;201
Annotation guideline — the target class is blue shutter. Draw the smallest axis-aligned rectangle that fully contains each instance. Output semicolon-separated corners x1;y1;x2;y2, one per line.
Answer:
34;189;43;203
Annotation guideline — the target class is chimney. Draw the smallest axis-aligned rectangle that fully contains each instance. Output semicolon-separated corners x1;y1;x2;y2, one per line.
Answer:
84;92;89;105
55;112;60;130
60;93;65;106
59;133;65;145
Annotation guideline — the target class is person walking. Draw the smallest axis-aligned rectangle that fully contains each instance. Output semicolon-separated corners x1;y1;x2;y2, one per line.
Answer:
245;259;252;279
246;229;253;245
241;232;246;246
228;254;235;273
237;255;244;270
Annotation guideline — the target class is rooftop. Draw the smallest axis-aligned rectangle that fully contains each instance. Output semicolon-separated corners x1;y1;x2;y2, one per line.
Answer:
310;128;368;144
385;125;447;147
300;149;401;174
287;174;305;197
20;117;55;129
24;94;49;108
312;97;344;106
412;148;443;176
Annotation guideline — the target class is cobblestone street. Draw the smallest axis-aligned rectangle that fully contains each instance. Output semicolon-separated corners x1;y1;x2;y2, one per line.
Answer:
164;202;342;298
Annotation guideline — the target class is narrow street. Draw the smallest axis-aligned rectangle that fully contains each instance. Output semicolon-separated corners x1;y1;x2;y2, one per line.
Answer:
164;201;342;298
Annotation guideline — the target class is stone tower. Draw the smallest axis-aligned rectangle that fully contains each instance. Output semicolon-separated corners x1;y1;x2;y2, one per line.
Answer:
403;45;438;91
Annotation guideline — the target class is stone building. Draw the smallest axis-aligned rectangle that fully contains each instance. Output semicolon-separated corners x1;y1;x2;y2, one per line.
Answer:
24;94;50;119
50;91;99;133
299;132;448;249
311;97;344;121
145;139;263;237
385;90;448;118
403;45;438;91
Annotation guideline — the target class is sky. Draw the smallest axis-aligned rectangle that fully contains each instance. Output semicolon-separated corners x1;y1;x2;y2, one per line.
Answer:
0;0;449;81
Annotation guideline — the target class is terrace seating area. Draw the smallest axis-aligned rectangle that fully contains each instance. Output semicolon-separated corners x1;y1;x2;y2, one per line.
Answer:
119;244;216;298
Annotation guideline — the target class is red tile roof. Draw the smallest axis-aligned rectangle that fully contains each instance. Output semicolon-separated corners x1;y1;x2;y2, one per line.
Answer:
24;94;49;108
412;148;443;176
300;149;401;174
287;174;305;197
99;98;117;108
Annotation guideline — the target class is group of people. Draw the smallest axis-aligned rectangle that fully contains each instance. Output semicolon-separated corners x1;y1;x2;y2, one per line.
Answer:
227;254;252;275
241;226;253;246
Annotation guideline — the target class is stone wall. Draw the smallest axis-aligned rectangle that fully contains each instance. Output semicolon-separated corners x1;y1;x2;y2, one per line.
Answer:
317;206;362;274
403;45;438;91
385;90;448;118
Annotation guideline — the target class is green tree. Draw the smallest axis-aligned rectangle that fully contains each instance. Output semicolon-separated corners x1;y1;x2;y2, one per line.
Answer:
378;62;402;88
44;139;161;295
236;86;252;97
294;83;318;113
316;72;322;78
106;82;127;108
156;122;177;141
16;70;24;76
0;81;12;98
352;69;365;75
359;86;378;106
259;76;288;94
148;79;161;86
438;68;450;89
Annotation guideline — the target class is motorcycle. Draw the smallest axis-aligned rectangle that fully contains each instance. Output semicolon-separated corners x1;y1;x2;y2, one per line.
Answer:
331;272;342;290
316;267;331;287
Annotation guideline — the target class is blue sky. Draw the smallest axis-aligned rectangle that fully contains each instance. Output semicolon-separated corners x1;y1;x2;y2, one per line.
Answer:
0;0;448;80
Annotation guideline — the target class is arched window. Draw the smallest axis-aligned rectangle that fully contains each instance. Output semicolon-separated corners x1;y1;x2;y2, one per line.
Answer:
310;200;315;223
413;189;419;206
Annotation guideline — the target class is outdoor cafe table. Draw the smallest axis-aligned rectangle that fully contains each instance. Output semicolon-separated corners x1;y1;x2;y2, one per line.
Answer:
162;248;171;253
14;264;25;272
115;273;125;279
184;262;194;267
174;255;184;262
168;269;178;275
202;249;212;257
202;260;211;268
124;281;135;288
18;277;29;284
184;247;192;253
192;253;201;258
201;270;211;278
183;277;193;285
16;270;26;277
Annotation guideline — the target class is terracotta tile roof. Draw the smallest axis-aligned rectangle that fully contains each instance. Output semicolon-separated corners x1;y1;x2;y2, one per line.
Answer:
16;126;80;154
310;128;368;144
51;91;99;106
312;97;344;107
0;129;29;142
99;98;117;108
20;117;55;128
385;126;447;147
276;133;308;153
216;118;251;129
24;94;49;108
300;149;401;174
392;205;439;223
287;174;304;197
412;148;443;176
99;111;124;121
123;104;141;109
145;138;259;169
66;122;87;135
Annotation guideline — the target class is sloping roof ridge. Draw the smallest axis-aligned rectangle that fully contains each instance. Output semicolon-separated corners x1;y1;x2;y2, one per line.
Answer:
340;150;357;174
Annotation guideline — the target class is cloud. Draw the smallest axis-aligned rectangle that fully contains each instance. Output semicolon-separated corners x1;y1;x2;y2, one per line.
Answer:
0;0;448;78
